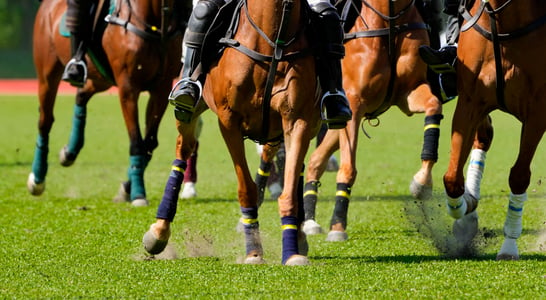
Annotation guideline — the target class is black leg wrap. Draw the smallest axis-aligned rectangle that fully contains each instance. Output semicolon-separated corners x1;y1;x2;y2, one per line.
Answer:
297;166;305;224
330;183;351;228
255;158;272;207
421;114;443;161
303;181;321;221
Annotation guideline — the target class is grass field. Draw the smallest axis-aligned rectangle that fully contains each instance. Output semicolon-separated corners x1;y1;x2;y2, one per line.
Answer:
0;93;545;298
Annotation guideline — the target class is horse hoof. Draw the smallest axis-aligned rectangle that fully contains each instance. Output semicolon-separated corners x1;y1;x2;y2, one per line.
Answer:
180;182;197;199
410;178;432;200
302;220;323;235
453;210;478;246
285;255;310;266
142;225;169;255
131;198;149;207
326;155;339;172
27;173;45;196
326;230;348;242
112;182;130;203
268;182;282;200
244;255;265;264
496;238;519;260
59;146;76;167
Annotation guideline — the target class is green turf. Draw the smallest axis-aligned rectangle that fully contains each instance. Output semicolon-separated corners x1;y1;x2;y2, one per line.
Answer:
0;94;545;298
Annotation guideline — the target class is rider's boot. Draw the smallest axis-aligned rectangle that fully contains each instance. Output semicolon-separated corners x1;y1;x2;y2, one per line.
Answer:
310;1;352;129
169;47;204;123
62;33;88;88
419;45;457;74
169;0;224;123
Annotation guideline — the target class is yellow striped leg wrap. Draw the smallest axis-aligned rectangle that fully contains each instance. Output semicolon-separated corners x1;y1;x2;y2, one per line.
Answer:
281;224;298;231
241;218;259;225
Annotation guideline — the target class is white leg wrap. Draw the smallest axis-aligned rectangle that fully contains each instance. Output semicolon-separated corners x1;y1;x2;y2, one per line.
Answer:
503;192;527;239
446;194;468;219
465;149;486;200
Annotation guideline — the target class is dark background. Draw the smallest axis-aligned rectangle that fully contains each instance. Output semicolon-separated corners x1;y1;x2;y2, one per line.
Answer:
0;0;41;78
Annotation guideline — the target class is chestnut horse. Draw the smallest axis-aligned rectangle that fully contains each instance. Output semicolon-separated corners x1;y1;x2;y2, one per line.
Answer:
143;0;320;265
444;0;546;260
27;0;188;206
301;0;443;241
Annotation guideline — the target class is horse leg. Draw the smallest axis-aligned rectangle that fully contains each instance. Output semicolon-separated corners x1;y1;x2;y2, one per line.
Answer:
406;83;443;200
281;123;314;265
219;125;264;264
497;121;544;260
302;129;340;235
443;93;488;221
452;116;493;246
59;89;95;166
143;120;199;255
325;116;360;242
28;54;63;195
181;116;203;199
255;143;281;206
112;87;150;206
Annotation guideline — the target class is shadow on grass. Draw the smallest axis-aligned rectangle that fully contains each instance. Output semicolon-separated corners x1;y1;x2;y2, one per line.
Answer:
312;253;546;263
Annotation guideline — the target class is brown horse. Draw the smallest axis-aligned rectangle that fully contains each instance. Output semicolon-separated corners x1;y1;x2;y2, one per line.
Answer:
443;0;546;260
27;0;188;206
143;0;320;265
301;0;443;241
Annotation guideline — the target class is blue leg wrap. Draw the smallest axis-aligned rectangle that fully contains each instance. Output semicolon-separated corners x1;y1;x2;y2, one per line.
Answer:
128;155;149;200
66;104;86;156
281;216;299;264
421;114;443;161
330;183;351;228
31;135;49;183
241;207;261;255
156;159;186;222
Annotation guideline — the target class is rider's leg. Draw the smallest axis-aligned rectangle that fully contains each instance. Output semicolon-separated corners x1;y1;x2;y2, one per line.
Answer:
418;0;460;99
309;0;352;130
62;0;92;87
169;0;225;123
419;0;460;68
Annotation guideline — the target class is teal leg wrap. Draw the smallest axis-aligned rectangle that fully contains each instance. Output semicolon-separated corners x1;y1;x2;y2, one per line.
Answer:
66;104;86;156
128;155;149;200
31;135;49;183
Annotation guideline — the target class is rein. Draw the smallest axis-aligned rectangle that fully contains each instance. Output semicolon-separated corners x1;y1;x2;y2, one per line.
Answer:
460;0;546;112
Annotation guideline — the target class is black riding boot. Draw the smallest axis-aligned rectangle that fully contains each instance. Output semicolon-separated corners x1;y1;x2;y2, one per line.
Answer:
62;32;88;88
169;46;204;123
317;58;352;129
169;0;224;123
310;1;352;129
